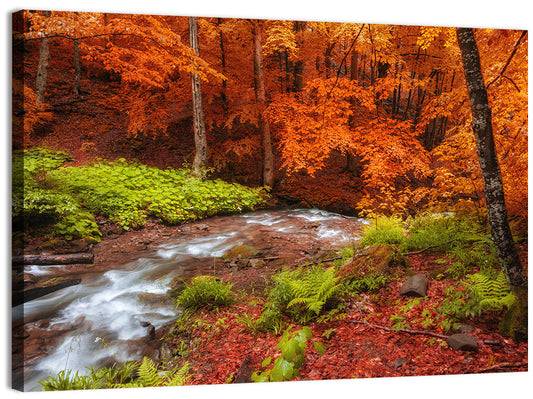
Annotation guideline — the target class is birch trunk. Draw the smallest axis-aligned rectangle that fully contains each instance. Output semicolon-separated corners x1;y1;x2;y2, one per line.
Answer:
188;17;208;175
456;27;527;341
252;20;274;187
35;10;51;105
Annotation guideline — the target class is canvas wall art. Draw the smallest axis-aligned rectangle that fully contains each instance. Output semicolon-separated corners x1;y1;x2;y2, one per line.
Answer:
11;7;528;394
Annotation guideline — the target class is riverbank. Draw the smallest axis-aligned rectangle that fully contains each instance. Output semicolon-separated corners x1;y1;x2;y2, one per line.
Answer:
15;208;366;391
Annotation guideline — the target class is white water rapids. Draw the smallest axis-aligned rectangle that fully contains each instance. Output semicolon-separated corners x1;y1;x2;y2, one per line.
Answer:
15;209;367;391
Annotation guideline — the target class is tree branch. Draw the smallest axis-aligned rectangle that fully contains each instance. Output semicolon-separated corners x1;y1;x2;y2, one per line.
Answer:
349;319;448;339
486;30;527;90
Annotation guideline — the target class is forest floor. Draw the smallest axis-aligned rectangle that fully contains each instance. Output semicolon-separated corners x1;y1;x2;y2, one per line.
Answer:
18;210;528;387
80;213;528;385
173;248;528;386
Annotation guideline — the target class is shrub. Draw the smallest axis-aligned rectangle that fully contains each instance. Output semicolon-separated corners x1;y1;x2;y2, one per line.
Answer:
359;215;406;247
175;276;235;311
15;149;268;242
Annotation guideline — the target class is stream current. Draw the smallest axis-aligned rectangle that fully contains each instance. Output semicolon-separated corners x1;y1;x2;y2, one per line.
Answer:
15;209;367;391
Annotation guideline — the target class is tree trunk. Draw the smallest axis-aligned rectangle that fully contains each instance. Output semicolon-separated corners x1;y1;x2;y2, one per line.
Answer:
456;27;527;341
291;21;306;93
188;16;208;176
35;10;51;105
73;39;81;97
252;20;274;187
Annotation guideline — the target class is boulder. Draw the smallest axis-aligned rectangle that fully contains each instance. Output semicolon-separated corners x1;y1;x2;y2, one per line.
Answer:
400;274;428;297
446;333;478;352
340;244;408;278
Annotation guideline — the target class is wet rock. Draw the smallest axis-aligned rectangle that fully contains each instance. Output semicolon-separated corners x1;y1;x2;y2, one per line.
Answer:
248;259;266;268
400;274;428;297
138;293;174;307
195;224;209;231
234;355;255;383
222;245;260;259
447;333;478;352
303;222;321;229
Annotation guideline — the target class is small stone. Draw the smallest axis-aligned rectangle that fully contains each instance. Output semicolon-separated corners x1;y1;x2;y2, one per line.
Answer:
248;259;266;268
392;357;409;370
447;333;478;352
400;274;428;297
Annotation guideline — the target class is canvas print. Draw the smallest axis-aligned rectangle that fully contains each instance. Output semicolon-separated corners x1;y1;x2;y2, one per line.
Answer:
11;9;528;392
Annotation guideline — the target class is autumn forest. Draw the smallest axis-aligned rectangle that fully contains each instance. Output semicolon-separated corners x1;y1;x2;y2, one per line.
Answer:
12;10;528;392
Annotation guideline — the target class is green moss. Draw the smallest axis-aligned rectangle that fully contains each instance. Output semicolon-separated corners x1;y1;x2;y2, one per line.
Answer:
222;244;261;259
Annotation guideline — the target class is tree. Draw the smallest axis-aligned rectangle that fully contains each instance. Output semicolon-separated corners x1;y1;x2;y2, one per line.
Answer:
252;20;274;187
35;10;51;105
456;27;527;341
189;16;208;175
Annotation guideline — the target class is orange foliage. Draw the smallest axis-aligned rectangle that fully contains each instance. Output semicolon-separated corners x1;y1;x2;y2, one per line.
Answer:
16;11;528;226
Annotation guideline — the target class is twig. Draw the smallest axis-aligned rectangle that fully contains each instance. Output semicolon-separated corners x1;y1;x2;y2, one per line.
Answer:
349;319;448;340
306;256;343;266
406;228;488;256
486;30;527;90
476;362;528;373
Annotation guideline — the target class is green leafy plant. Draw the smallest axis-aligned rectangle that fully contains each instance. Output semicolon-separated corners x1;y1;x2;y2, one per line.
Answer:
48;158;268;230
400;213;484;252
345;274;388;293
268;265;342;324
359;215;406;247
175;276;235;312
467;272;516;312
251;326;324;382
40;357;191;390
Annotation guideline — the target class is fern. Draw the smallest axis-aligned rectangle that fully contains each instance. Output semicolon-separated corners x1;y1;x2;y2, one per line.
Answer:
467;272;516;312
41;357;192;390
137;357;160;386
274;266;341;324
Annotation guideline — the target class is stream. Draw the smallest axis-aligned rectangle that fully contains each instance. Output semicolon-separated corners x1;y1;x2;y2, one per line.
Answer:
14;209;367;391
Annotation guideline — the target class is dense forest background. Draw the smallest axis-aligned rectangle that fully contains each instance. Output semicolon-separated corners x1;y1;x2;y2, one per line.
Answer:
12;10;528;229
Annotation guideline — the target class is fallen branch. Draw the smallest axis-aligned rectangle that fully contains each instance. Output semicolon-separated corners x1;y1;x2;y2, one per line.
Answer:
476;362;528;373
12;253;94;266
349;319;448;340
306;256;343;266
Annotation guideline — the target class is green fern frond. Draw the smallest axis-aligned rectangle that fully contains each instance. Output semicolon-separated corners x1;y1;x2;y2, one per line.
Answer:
137;357;160;386
467;272;515;311
164;362;192;386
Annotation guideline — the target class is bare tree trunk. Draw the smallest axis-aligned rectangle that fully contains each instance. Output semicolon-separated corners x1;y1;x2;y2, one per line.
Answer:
35;10;51;104
456;27;527;341
188;16;208;175
73;39;81;97
291;21;306;93
252;20;274;187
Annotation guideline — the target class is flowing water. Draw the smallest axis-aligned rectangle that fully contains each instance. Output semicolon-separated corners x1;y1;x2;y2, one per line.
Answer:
14;209;367;391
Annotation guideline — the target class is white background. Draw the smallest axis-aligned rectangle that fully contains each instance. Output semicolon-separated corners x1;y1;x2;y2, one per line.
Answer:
1;0;531;398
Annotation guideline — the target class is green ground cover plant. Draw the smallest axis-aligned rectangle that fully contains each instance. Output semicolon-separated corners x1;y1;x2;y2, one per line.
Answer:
14;148;268;242
175;276;236;312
